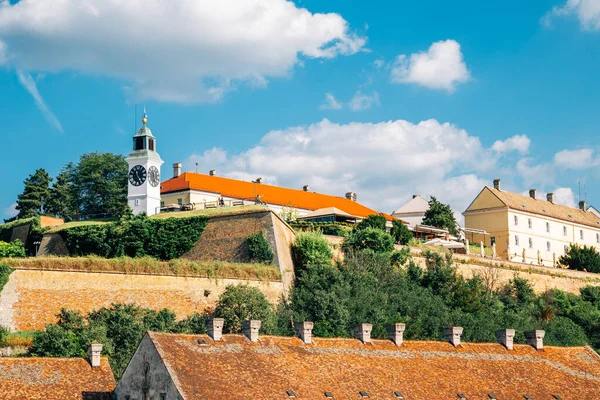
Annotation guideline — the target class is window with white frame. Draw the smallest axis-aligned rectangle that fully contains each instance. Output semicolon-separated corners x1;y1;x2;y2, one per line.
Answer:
546;222;550;233
563;226;567;236
514;216;518;226
515;235;519;246
580;230;584;240
528;238;533;248
528;218;532;229
597;233;600;243
546;241;551;251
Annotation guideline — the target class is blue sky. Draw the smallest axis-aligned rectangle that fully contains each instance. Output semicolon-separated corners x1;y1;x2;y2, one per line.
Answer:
1;0;599;220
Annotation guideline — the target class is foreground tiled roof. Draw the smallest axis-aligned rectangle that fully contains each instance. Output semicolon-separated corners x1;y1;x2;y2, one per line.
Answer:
148;331;600;399
0;357;115;400
474;186;600;229
161;172;394;220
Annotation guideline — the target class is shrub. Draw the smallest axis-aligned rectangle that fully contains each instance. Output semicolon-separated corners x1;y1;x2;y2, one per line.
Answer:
390;247;411;266
559;244;600;273
246;232;274;264
291;231;333;271
356;214;387;231
0;325;9;346
0;264;13;294
214;285;275;334
0;240;25;258
390;220;413;245
343;227;395;254
59;215;207;260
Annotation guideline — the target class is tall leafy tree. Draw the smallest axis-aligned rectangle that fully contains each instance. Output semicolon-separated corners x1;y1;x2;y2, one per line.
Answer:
46;168;76;220
391;219;413;245
15;168;52;218
422;196;459;236
69;153;128;218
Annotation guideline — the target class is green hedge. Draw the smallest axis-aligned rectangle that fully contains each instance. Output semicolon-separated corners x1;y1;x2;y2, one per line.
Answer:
0;240;26;258
59;214;208;260
246;232;274;264
290;221;352;237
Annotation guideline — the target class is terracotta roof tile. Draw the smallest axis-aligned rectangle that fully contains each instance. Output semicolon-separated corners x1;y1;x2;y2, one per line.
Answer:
486;187;600;229
148;332;600;399
0;357;115;400
161;172;394;220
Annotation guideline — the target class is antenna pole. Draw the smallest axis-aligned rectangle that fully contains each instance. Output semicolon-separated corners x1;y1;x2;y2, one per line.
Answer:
579;181;581;202
134;104;137;133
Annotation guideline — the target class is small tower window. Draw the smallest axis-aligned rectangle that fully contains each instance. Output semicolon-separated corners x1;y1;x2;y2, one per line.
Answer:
134;137;145;151
149;138;155;151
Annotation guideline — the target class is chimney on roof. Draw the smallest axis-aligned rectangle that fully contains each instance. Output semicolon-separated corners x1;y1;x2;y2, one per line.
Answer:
495;329;515;350
444;326;463;347
412;194;417;199
525;330;545;350
295;321;314;344
173;162;182;178
345;192;358;202
354;323;372;344
255;177;263;184
493;178;500;190
209;169;216;176
579;200;586;211
207;318;224;341
242;320;261;342
547;193;554;204
88;343;103;368
387;323;406;346
529;188;536;199
303;185;310;192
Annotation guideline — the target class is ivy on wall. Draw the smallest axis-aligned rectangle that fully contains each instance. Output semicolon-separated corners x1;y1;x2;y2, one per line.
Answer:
59;214;208;260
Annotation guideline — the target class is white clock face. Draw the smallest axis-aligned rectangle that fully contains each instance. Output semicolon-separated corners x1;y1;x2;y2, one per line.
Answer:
148;166;160;187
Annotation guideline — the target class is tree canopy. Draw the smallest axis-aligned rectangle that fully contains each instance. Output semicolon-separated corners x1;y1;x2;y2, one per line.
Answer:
559;244;600;273
15;168;51;218
422;196;459;236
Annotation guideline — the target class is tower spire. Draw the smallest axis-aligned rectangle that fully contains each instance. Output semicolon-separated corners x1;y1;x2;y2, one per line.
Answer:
142;106;148;127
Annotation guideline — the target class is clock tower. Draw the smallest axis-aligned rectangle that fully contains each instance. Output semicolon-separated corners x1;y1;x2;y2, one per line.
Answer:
125;109;163;216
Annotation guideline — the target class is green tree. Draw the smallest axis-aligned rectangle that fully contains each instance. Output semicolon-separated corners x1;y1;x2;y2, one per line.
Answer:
214;285;275;334
343;227;395;254
46;169;75;220
291;231;333;272
246;232;274;264
69;153;128;218
390;219;413;245
15;168;52;218
0;240;26;258
559;244;600;273
421;196;459;236
356;214;387;231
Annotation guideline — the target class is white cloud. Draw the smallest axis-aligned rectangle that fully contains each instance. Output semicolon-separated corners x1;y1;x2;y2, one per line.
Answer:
319;93;343;110
3;202;17;218
185;148;228;174
554;148;596;169
390;40;471;92
553;187;578;208
348;91;380;111
516;158;554;186
491;134;531;155
0;0;365;103
544;0;600;31
16;70;63;133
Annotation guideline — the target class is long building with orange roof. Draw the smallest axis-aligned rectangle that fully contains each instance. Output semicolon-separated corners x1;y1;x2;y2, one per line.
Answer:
160;163;394;221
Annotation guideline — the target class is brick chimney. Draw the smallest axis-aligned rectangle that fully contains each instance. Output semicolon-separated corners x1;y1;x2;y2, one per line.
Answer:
529;188;536;199
345;192;358;202
493;179;500;190
354;323;372;344
444;327;463;347
209;169;216;176
207;318;224;341
525;330;545;350
387;323;406;346
302;185;310;192
579;200;586;211
295;321;314;344
547;193;554;203
242;320;261;342
88;343;103;368
495;329;515;350
173;162;182;178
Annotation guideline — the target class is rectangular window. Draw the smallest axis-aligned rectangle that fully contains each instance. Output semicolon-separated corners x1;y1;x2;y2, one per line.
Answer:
134;199;139;206
177;198;183;206
514;216;518;226
563;226;567;236
546;241;551;251
160;395;166;400
528;238;533;248
564;244;568;253
490;237;496;246
528;218;532;229
580;230;584;240
515;235;519;246
546;222;550;233
134;137;145;150
149;138;155;151
160;201;165;207
597;233;600;243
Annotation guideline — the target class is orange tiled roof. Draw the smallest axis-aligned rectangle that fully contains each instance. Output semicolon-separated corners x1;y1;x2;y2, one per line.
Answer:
161;172;394;220
480;187;600;229
0;357;115;400
148;331;600;399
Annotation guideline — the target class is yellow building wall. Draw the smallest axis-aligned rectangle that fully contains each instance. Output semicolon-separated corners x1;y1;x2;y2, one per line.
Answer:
465;188;505;212
464;211;509;257
161;192;191;207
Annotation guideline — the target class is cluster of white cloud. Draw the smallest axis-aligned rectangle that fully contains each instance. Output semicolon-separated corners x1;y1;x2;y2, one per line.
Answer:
492;135;531;155
544;0;600;31
554;148;598;169
320;91;380;111
390;40;471;92
0;0;365;104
